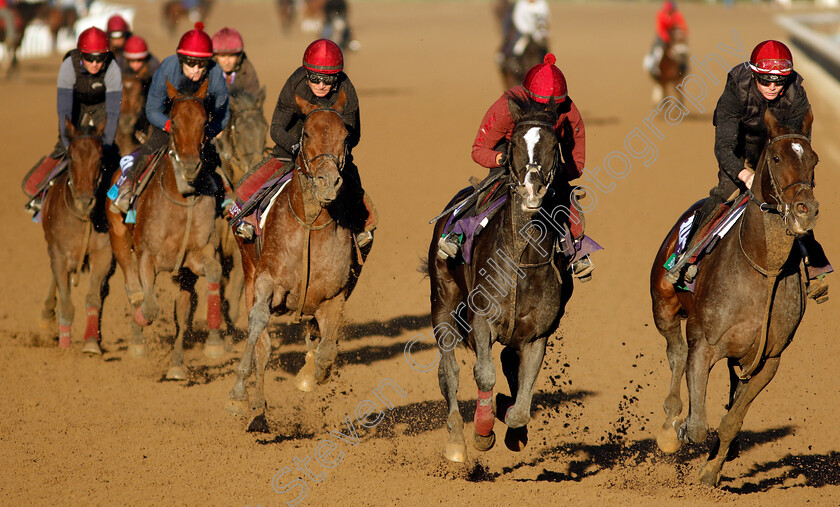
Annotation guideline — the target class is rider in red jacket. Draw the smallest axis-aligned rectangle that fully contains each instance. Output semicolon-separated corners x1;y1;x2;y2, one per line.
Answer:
646;1;688;78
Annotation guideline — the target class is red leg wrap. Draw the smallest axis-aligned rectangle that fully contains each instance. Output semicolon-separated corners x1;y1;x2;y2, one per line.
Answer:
83;307;100;343
474;389;495;436
59;324;72;349
207;282;221;330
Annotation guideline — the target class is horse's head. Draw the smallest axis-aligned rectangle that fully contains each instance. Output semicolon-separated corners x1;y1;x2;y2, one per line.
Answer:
227;87;268;180
119;73;145;135
755;108;819;235
666;28;689;62
295;90;348;205
166;78;208;192
64;116;104;215
507;94;559;212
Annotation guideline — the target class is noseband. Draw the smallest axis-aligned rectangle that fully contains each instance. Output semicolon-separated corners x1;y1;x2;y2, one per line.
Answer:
65;133;102;219
298;108;346;179
505;118;558;191
167;95;205;178
750;133;814;224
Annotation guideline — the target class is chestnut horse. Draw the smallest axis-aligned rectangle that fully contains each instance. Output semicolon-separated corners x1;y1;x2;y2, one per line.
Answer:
116;73;147;155
651;27;689;104
214;88;268;332
429;95;573;462
650;109;818;486
106;79;224;379
40;118;112;354
228;91;367;421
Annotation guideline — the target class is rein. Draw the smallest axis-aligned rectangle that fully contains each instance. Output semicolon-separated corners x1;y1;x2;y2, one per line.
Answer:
298;108;346;178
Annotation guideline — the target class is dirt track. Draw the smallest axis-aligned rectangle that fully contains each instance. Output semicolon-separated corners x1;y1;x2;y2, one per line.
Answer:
2;1;840;504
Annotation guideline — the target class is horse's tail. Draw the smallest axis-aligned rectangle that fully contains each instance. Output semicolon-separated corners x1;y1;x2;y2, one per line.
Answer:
417;256;429;278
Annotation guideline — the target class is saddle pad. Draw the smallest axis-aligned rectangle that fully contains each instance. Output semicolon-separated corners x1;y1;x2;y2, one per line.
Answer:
444;194;508;265
22;156;67;198
675;197;748;261
258;175;294;230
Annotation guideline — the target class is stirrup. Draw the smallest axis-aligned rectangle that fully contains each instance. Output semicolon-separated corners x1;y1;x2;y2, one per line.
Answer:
437;232;461;260
234;221;255;241
356;230;373;248
571;256;594;283
807;277;829;304
24;196;42;216
109;187;133;215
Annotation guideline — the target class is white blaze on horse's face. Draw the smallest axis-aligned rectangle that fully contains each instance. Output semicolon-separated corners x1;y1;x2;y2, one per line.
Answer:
524;127;540;164
791;142;804;160
520;127;547;210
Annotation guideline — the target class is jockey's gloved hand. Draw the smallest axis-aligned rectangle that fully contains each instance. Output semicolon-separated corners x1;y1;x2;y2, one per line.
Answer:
498;152;508;167
291;142;301;155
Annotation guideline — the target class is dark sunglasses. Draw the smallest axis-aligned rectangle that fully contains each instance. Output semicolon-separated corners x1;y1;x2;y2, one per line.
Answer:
755;75;785;87
180;57;209;69
307;72;338;86
82;53;107;64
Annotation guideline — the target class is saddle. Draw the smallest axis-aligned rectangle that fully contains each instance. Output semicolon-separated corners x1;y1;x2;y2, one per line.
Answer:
22;155;67;199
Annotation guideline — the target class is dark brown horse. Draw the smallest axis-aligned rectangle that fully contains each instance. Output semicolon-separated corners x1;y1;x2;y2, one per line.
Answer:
429;95;573;462
650;109;818;486
116;73;147;155
227;91;366;422
213;88;268;333
106;79;223;379
1;1;50;78
40;118;112;354
651;27;689;104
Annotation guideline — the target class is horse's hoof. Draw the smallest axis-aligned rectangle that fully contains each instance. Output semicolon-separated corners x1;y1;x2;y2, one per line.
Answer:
225;398;249;417
504;426;528;452
204;342;225;359
133;306;152;327
656;419;682;454
295;373;316;393
129;343;148;358
166;366;187;380
247;413;271;433
82;340;102;355
699;464;720;486
473;430;496;452
444;442;467;463
39;316;56;331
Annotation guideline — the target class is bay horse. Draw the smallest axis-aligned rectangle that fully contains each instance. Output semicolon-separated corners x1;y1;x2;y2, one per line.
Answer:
1;1;50;78
429;94;573;462
651;27;689;104
213;88;268;333
106;79;224;379
650;109;818;486
227;91;365;422
40;118;112;354
116;73;147;155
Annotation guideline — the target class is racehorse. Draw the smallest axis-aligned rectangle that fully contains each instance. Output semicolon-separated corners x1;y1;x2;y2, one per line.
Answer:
106;79;224;379
650;109;818;486
227;91;368;423
429;94;573;462
116;73;147;155
0;1;50;78
40;118;112;354
213;88;268;333
162;0;213;38
650;27;689;105
498;36;547;90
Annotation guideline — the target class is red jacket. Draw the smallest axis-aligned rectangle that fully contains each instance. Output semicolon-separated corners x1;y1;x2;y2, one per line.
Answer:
471;86;585;182
656;8;688;43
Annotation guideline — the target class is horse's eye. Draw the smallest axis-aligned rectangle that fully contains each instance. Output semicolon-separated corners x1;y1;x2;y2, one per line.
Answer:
772;156;780;163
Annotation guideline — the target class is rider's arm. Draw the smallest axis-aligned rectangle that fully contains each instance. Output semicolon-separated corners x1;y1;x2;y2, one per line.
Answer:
56;57;76;147
788;85;811;135
233;57;262;98
471;93;512;169
205;65;230;139
713;76;745;183
341;78;361;150
559;99;586;181
270;73;301;154
103;61;122;147
145;56;174;132
673;11;688;35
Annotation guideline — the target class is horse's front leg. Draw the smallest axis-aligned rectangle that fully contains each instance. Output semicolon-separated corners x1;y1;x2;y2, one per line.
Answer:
168;269;198;380
81;233;113;354
49;253;74;349
201;241;225;358
680;325;714;445
472;319;496;452
40;275;58;342
310;295;345;385
500;336;546;451
227;273;273;417
135;252;159;327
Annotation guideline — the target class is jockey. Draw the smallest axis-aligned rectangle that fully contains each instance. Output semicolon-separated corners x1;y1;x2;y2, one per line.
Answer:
230;38;375;248
24;26;122;215
499;0;549;61
211;27;261;97
645;1;688;78
109;22;230;215
438;54;593;280
106;14;131;69
123;35;160;95
666;40;830;302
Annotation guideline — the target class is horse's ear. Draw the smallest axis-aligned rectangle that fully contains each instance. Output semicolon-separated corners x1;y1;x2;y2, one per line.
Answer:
508;96;523;123
801;107;814;138
546;95;560;115
332;89;347;114
765;108;782;138
295;94;316;116
64;116;76;140
257;86;266;108
166;78;178;99
195;78;209;100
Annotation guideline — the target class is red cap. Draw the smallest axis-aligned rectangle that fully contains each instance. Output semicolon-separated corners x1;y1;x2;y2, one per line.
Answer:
124;35;149;59
78;27;109;54
303;39;343;74
749;40;793;76
212;27;244;54
106;14;130;37
522;54;567;104
177;22;213;58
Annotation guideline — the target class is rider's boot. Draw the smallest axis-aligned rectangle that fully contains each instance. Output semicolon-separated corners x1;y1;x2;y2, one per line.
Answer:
571;255;594;283
110;154;150;214
437;232;463;260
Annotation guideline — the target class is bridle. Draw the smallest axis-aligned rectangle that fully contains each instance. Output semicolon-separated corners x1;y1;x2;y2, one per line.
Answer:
297;108;346;179
748;133;814;227
64;133;102;220
226;103;266;170
167;95;206;182
505;118;558;192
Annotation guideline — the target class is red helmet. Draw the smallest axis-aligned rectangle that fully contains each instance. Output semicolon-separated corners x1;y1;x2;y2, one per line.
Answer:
749;40;793;82
106;14;130;38
124;35;149;60
177;22;213;58
303;39;343;75
77;27;109;54
212;27;244;54
522;54;567;104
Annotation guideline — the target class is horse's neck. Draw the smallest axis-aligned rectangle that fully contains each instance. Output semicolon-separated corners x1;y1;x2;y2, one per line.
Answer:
292;170;327;225
501;196;555;265
741;200;796;272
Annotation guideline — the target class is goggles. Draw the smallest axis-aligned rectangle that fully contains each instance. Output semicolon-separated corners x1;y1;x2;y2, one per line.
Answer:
307;71;338;86
749;58;792;75
82;52;108;64
179;56;209;69
754;73;787;86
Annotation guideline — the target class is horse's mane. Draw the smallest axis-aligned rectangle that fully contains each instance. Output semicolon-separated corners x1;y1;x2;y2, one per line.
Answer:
504;91;559;129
